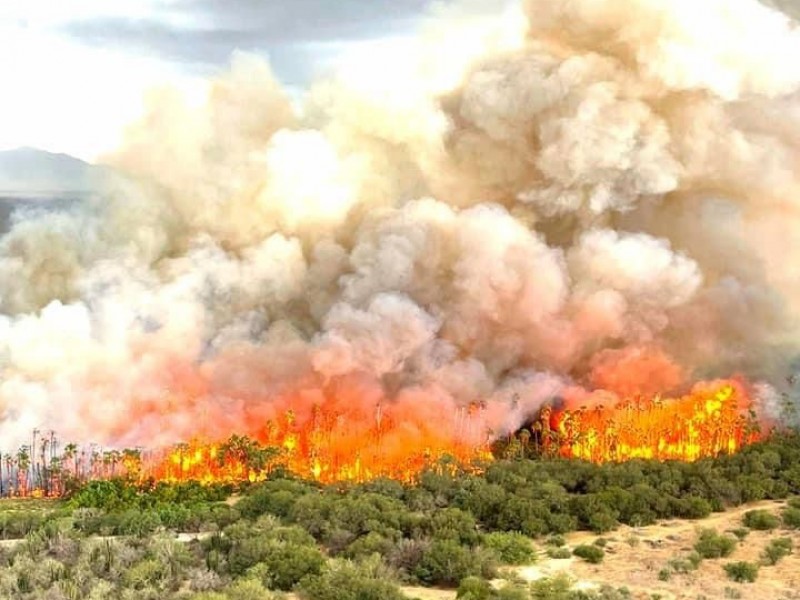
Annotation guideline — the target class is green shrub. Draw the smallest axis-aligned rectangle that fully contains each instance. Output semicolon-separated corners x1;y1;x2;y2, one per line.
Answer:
724;561;759;583
729;528;749;541
782;506;800;529
547;547;572;559
414;539;495;586
223;578;279;600
546;535;566;547
493;585;530;600
457;576;493;600
344;532;393;560
482;532;535;565
259;542;326;590
593;537;609;547
667;552;702;574
694;529;736;559
572;544;604;564
296;557;407;600
761;537;793;565
742;510;780;531
529;574;574;599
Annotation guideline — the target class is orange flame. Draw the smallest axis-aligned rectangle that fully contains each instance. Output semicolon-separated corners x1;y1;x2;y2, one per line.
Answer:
117;375;766;486
551;379;762;463
140;398;494;485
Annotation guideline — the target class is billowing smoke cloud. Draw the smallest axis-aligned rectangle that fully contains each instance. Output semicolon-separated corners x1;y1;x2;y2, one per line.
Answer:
1;0;799;449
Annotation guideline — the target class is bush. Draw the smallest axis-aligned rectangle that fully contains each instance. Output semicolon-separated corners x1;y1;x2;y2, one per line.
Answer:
729;528;749;540
223;578;279;600
761;537;793;565
414;540;495;586
782;506;800;529
296;558;407;600
457;576;493;600
529;574;575;599
742;510;780;531
482;532;535;565
694;529;736;559
667;552;702;574
547;547;572;559
572;544;604;564
724;561;759;583
259;542;326;590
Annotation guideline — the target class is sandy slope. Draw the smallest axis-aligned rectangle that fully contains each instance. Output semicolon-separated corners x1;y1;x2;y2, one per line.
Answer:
507;500;800;600
400;500;800;600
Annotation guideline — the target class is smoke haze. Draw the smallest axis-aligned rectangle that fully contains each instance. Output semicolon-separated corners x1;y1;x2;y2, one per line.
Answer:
1;0;799;449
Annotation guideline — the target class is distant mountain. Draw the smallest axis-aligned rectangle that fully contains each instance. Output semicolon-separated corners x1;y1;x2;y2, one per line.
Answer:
0;147;104;197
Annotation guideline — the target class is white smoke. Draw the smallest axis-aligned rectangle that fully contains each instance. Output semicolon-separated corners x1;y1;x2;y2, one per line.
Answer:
1;0;799;448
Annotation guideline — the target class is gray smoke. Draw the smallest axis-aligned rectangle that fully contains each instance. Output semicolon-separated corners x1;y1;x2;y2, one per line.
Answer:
1;0;799;449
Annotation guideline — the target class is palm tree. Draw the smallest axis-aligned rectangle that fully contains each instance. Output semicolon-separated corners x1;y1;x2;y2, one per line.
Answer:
4;454;15;496
62;443;79;479
17;446;30;496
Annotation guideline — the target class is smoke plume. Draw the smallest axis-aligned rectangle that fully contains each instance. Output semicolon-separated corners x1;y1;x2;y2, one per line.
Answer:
1;0;799;450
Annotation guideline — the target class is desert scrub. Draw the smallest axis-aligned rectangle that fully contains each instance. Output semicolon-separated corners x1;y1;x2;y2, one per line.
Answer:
760;537;793;565
546;547;572;559
724;561;759;583
742;510;780;531
694;529;736;559
572;544;604;564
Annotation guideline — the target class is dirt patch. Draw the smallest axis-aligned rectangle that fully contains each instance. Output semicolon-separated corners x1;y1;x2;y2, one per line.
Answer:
401;586;457;600
509;500;800;599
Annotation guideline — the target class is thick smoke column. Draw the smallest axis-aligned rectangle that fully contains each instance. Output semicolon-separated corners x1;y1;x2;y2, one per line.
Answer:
1;0;799;450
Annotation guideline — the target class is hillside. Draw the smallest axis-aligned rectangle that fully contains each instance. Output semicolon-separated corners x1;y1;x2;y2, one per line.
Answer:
0;147;103;197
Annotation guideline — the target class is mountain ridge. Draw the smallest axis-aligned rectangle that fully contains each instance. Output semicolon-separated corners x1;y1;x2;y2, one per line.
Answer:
0;147;104;196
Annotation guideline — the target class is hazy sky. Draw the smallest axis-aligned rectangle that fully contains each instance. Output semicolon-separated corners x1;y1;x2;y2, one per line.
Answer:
0;0;489;162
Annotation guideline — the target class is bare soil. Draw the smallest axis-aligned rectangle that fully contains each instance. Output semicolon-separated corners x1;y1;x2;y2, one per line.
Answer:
507;500;800;600
404;500;800;600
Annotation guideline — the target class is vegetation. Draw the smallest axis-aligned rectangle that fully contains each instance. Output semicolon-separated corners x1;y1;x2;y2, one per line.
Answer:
483;532;536;565
781;498;800;529
0;431;796;598
741;509;780;531
572;544;605;564
724;561;759;583
694;529;736;559
760;537;793;565
546;547;572;559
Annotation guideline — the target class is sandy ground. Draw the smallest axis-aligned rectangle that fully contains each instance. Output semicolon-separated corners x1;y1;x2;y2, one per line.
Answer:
508;500;800;600
402;500;800;600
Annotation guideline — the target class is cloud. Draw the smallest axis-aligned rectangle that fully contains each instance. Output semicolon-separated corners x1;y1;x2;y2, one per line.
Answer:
59;0;433;83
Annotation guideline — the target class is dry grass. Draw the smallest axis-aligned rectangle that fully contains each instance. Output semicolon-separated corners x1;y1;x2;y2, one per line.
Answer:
508;500;800;599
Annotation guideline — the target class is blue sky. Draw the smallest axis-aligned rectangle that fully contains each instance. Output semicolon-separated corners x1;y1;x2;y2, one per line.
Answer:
0;0;499;161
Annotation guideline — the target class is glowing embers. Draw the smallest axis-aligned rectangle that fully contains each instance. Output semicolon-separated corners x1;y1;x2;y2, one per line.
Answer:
551;380;761;463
